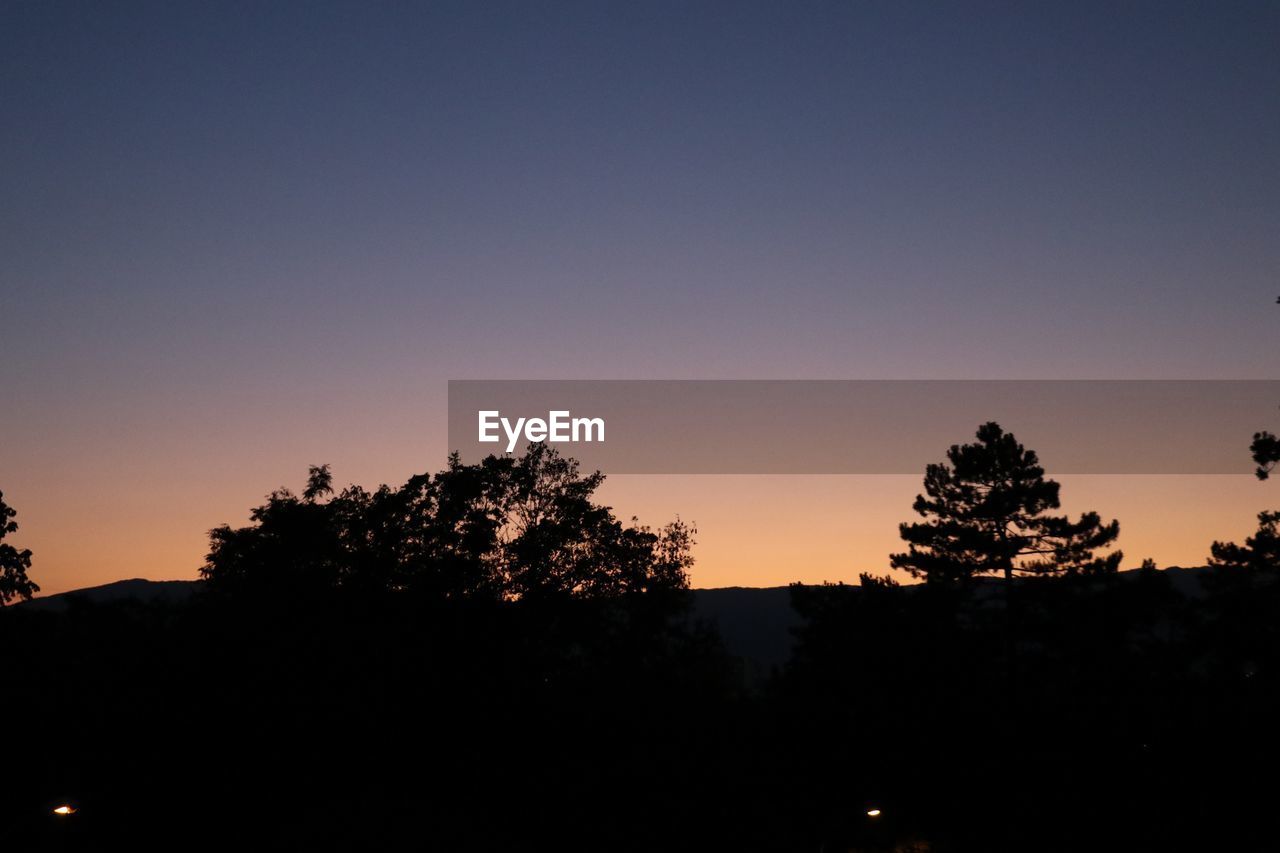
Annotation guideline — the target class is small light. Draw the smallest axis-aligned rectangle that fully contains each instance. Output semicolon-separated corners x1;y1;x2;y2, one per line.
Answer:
866;808;882;818
53;805;77;816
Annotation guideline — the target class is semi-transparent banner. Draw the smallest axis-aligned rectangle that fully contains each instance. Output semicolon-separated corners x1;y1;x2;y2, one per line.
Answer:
447;380;1279;474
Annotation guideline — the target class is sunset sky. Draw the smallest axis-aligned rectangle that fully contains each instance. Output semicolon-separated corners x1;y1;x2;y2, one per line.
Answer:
3;2;1278;594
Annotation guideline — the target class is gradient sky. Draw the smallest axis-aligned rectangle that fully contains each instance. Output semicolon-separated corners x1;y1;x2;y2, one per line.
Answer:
3;1;1278;594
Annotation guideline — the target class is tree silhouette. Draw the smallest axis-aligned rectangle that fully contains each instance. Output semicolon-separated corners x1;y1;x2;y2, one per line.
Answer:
890;422;1122;584
1209;510;1280;572
1249;431;1280;480
201;443;694;603
199;463;361;596
0;489;39;604
1246;296;1280;479
488;443;693;600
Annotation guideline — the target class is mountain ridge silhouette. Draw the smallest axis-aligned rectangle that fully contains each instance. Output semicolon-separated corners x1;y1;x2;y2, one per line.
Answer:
16;567;1214;671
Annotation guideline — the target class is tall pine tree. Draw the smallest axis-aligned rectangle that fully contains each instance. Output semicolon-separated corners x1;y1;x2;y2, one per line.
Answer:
890;422;1122;585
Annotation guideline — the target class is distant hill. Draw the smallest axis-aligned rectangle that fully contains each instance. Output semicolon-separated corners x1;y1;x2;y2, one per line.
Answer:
1148;565;1212;599
686;566;1215;675
16;578;802;670
18;578;202;612
690;586;799;674
14;567;1214;674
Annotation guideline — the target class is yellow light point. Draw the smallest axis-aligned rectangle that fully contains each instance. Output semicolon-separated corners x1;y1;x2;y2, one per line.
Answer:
866;808;882;818
53;805;76;816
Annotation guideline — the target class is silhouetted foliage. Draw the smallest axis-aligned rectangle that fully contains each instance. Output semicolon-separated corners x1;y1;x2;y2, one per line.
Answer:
15;441;1280;851
0;447;742;852
0;489;39;604
778;558;1280;850
202;443;694;605
890;422;1122;584
1246;296;1280;480
1209;510;1280;573
1250;430;1280;480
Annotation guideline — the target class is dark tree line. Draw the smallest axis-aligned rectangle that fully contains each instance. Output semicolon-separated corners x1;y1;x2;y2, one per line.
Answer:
3;447;741;853
780;423;1280;851
7;423;1280;851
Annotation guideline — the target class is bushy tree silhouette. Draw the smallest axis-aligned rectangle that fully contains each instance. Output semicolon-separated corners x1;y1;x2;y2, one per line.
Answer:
890;422;1122;584
201;443;694;603
179;445;725;851
1209;510;1280;572
0;489;39;604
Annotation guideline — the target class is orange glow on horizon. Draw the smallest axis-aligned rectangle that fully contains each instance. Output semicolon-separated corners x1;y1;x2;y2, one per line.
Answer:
14;469;1278;596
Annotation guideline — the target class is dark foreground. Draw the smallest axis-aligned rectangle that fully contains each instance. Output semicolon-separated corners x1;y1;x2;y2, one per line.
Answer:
4;568;1280;852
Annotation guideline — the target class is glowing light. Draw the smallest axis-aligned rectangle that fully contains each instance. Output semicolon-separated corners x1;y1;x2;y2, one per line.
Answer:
53;805;76;816
866;808;882;818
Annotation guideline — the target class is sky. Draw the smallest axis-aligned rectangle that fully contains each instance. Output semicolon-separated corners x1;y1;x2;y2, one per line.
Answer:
2;1;1278;594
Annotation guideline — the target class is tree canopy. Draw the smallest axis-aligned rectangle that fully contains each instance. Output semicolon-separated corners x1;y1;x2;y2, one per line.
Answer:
201;443;694;603
1209;510;1280;573
0;490;39;605
890;422;1122;584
